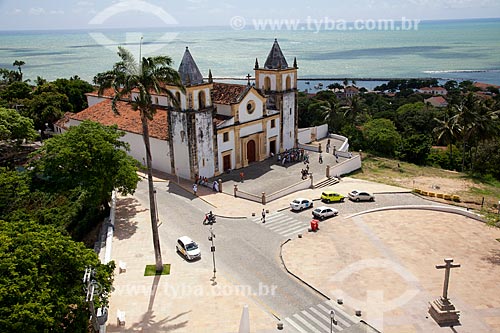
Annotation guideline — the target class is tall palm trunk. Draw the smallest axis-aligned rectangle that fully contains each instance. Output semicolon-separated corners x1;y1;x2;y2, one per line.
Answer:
141;112;162;272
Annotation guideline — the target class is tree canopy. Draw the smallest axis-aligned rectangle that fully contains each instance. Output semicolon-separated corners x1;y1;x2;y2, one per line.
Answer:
0;219;114;333
0;107;37;144
30;120;140;207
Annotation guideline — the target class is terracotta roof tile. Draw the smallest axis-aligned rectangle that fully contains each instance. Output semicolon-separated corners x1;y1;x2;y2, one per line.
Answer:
86;87;116;98
69;99;168;140
54;112;72;129
212;83;247;105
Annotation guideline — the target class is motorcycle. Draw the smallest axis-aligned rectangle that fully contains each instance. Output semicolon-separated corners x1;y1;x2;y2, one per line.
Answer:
203;212;216;225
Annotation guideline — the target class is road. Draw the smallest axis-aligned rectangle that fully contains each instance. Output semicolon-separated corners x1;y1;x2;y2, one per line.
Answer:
132;179;443;332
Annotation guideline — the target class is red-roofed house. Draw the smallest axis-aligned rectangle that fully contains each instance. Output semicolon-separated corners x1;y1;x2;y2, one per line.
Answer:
418;87;448;95
55;40;298;179
424;96;448;108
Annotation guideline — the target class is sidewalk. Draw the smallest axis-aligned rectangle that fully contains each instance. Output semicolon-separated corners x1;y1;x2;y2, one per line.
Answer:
106;189;278;333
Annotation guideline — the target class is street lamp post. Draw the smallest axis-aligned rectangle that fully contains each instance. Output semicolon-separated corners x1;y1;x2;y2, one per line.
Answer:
83;266;108;332
330;310;337;332
153;188;159;225
208;226;216;285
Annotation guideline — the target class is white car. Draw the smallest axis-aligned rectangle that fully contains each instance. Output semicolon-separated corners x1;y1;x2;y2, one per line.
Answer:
348;190;375;202
312;206;339;220
176;236;201;261
290;198;314;211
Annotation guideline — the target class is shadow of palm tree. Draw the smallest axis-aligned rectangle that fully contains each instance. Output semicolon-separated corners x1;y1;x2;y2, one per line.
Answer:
114;197;147;240
482;249;500;265
107;274;190;332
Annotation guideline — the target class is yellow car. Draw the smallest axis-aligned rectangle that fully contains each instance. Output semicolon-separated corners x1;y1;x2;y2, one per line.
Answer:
321;191;345;203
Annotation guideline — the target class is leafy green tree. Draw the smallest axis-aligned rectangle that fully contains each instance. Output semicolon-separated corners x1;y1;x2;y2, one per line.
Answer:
53;76;94;112
21;83;72;130
0;168;30;217
397;134;432;165
362;118;401;157
340;124;365;151
327;82;343;91
94;46;185;272
0;107;37;144
0;219;114;333
0;81;32;103
395;102;439;136
29;120;140;210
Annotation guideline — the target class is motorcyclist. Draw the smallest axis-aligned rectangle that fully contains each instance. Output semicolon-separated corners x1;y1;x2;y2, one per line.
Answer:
204;211;216;225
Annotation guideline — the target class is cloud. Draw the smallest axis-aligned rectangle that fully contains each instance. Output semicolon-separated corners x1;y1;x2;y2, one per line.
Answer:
29;7;46;15
49;10;65;15
11;8;22;15
77;1;94;6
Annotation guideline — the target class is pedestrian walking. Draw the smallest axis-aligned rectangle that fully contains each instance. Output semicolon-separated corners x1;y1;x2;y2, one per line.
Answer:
319;153;323;164
261;209;266;223
193;183;198;196
240;171;245;183
335;153;339;163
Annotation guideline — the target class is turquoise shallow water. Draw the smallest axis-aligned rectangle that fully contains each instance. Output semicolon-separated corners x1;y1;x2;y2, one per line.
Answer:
0;18;499;85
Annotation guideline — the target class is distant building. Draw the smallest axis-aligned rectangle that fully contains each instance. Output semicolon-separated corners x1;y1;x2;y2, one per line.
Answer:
424;96;448;108
335;86;360;99
55;40;298;179
473;82;500;94
418;87;448;95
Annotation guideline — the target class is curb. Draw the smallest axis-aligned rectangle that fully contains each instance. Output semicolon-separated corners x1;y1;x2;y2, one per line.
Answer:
345;204;485;222
279;239;331;301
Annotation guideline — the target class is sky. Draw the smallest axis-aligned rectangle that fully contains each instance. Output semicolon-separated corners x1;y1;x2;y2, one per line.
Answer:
0;0;500;30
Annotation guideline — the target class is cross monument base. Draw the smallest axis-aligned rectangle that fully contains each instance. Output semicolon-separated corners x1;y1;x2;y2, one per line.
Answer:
428;297;460;326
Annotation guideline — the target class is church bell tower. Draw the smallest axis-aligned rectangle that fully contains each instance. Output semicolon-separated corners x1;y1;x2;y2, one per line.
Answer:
254;39;298;151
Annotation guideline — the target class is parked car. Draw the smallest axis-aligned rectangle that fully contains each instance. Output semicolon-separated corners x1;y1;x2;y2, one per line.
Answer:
312;206;339;220
176;236;201;261
321;191;345;203
290;198;314;211
348;190;375;202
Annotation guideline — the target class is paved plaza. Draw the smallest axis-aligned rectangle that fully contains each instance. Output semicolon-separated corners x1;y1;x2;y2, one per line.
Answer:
105;140;500;332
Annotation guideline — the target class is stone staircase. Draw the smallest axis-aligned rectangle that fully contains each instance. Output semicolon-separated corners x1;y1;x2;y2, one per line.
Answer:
313;177;340;189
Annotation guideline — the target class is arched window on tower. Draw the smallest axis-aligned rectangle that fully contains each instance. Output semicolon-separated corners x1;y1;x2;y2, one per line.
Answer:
264;76;271;91
286;76;291;90
198;90;206;109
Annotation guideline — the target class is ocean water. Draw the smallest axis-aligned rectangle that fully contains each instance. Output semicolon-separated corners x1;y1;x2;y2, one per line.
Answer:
0;18;499;86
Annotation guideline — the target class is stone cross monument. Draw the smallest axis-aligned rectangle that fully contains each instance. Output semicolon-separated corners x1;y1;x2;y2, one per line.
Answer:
428;258;461;326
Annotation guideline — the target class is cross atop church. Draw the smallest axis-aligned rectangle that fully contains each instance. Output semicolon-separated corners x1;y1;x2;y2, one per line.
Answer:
246;73;252;86
435;258;461;300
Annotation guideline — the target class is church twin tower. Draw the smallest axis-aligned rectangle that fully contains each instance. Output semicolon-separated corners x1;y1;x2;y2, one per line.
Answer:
166;39;298;180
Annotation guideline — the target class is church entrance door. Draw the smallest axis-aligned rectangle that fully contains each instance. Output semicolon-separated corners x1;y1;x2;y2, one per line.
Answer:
223;154;231;172
247;140;256;163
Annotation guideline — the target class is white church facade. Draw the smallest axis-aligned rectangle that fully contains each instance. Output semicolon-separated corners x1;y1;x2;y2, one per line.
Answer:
56;39;299;180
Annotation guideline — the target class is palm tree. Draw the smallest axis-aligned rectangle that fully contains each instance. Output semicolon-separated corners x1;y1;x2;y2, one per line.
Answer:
319;100;342;132
343;78;349;89
433;107;459;169
95;47;184;272
12;60;25;81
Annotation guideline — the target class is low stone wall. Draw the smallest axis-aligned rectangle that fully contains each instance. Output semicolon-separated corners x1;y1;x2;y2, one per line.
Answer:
266;178;313;203
329;134;349;152
328;155;362;177
233;177;313;204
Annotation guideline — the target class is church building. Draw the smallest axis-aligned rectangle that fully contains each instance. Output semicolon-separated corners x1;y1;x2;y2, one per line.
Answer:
56;39;298;180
